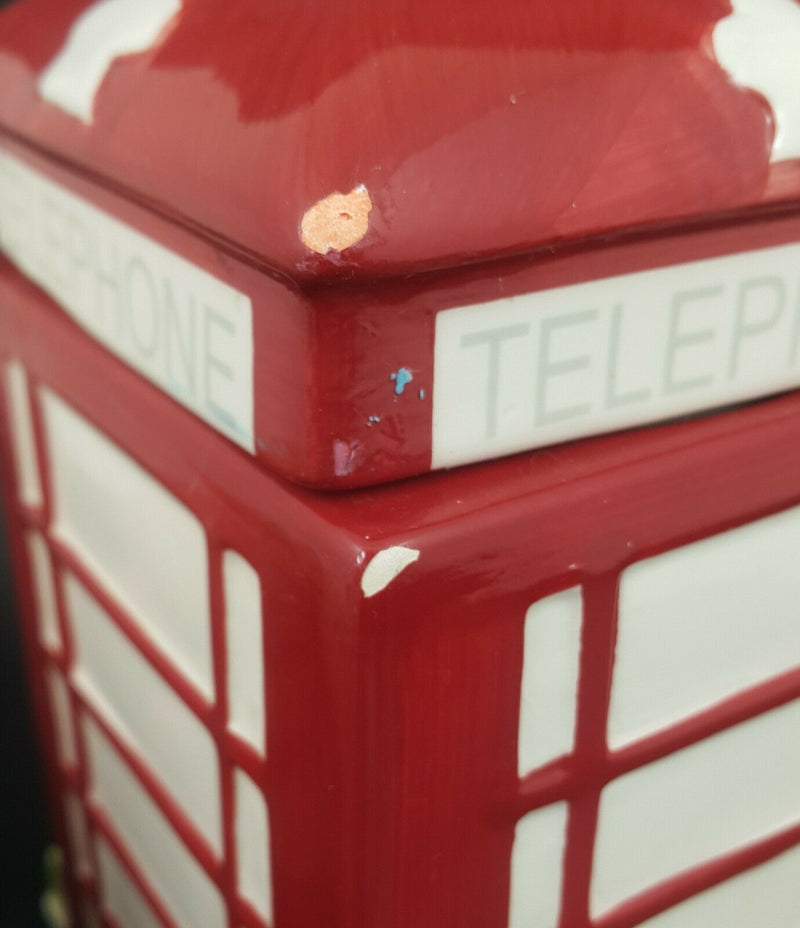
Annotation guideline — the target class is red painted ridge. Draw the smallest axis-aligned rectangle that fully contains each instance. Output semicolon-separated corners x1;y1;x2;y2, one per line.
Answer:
0;0;795;282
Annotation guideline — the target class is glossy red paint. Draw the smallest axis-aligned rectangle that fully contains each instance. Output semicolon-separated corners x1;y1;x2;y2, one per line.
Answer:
4;133;800;488
2;3;800;928
1;1;800;487
4;262;800;928
0;0;793;282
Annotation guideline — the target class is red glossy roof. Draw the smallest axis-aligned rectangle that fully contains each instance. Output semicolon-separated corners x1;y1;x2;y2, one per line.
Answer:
0;0;798;281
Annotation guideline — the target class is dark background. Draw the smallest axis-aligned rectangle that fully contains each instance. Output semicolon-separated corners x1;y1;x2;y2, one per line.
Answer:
0;498;50;928
1;2;52;925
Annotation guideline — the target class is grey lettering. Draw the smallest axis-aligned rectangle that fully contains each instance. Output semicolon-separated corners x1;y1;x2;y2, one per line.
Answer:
605;303;651;408
0;150;254;452
664;287;721;393
164;280;197;397
92;235;120;329
41;195;68;293
535;310;597;425
124;256;159;358
460;323;530;438
203;306;237;429
728;276;784;379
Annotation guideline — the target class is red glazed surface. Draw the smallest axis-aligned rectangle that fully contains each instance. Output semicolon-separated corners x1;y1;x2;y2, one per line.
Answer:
3;260;800;928
3;133;800;488
0;0;797;281
2;5;800;928
2;0;800;488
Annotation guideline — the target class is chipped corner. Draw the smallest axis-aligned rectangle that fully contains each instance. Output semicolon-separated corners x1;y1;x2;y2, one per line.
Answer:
360;545;421;598
333;438;363;477
300;186;373;255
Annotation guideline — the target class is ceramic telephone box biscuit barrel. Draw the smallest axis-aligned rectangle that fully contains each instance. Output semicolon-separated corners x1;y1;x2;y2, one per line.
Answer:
2;1;800;927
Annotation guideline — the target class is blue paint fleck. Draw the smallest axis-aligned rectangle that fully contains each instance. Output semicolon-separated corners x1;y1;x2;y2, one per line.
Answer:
419;389;425;400
390;367;413;395
367;415;381;426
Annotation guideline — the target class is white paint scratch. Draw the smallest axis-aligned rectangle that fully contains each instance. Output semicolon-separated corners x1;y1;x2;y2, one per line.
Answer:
713;0;800;161
38;0;182;123
360;546;420;598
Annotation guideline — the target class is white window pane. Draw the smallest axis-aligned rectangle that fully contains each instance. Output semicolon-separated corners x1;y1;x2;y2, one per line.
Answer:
637;843;800;928
66;572;222;853
26;531;62;652
95;836;164;928
84;716;226;928
41;389;213;698
235;768;274;924
64;792;93;878
610;505;800;748
48;668;78;768
225;551;265;755
592;699;800;916
508;802;567;928
4;360;42;507
518;587;582;776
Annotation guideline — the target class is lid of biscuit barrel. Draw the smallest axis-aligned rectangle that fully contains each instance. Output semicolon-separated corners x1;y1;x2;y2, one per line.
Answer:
1;0;799;487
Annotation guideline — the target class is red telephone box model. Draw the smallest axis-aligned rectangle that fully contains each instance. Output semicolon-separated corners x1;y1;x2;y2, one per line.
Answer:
2;1;800;927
